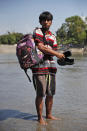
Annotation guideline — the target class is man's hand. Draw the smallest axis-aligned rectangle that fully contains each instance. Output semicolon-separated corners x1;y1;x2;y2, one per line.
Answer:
56;52;65;59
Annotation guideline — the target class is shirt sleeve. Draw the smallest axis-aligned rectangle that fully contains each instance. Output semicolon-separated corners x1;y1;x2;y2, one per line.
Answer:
33;28;43;46
53;35;58;50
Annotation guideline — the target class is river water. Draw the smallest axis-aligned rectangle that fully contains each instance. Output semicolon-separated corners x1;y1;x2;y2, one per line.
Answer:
0;53;87;131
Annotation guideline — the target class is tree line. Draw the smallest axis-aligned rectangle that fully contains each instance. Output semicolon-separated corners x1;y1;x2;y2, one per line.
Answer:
0;32;23;45
56;15;87;47
0;15;87;47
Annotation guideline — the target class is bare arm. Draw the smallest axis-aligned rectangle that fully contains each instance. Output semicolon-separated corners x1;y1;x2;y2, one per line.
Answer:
37;43;65;59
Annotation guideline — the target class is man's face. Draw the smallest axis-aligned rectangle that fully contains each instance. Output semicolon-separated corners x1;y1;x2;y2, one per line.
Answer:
40;20;52;30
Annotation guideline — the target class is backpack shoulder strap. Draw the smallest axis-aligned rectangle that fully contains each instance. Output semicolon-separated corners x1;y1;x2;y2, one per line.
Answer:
41;29;48;45
24;69;31;82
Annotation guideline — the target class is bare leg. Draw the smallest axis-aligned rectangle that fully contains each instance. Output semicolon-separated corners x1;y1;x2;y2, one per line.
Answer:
45;96;60;120
35;96;47;125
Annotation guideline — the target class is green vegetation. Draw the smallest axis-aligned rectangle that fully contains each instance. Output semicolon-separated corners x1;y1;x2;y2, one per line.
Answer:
0;15;87;47
56;15;87;47
0;32;23;45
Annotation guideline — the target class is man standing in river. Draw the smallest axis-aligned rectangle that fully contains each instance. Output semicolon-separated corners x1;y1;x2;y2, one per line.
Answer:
32;11;65;125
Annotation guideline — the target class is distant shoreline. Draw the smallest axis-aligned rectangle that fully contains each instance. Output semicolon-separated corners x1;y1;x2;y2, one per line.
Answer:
0;44;16;54
0;44;87;55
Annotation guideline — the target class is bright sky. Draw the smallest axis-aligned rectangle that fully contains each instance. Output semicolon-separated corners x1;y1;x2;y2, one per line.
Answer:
0;0;87;35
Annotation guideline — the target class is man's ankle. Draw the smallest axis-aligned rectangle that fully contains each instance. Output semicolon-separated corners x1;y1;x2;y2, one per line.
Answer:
38;116;43;121
38;117;47;125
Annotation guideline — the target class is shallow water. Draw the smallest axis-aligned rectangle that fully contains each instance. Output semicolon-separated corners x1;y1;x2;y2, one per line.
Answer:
0;53;87;131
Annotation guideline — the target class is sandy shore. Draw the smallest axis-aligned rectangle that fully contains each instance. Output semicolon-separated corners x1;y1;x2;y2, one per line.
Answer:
70;48;84;54
0;44;16;54
0;55;87;131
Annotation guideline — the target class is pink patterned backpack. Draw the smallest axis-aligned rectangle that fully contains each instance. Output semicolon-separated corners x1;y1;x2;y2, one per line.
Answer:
16;34;44;82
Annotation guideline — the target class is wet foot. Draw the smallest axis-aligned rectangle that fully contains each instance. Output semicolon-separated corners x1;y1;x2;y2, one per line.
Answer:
46;115;61;120
38;118;48;125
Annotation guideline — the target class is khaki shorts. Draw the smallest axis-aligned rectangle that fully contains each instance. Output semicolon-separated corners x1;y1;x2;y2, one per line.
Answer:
33;74;56;97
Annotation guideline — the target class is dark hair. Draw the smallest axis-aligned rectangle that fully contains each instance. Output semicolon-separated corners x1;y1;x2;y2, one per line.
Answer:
39;11;53;23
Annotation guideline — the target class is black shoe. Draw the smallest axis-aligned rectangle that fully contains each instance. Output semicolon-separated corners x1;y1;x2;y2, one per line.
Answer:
57;58;66;66
64;57;74;65
57;50;74;66
57;58;74;66
63;51;72;57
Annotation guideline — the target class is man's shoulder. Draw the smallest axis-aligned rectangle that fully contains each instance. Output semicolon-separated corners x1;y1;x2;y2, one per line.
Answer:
48;31;56;40
33;27;43;35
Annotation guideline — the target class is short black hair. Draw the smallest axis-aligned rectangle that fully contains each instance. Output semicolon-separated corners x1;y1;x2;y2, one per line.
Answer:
39;11;53;23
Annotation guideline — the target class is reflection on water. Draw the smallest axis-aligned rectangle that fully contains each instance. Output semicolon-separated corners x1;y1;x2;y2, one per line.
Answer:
0;53;87;131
